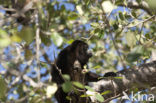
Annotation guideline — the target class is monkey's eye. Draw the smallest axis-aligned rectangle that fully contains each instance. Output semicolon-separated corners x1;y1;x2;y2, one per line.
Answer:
84;45;88;51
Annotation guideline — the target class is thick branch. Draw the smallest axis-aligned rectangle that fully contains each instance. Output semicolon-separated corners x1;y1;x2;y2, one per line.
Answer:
90;61;156;102
118;1;152;15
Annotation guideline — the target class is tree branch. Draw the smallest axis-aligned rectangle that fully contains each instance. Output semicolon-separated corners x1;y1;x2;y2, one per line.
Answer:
118;1;153;15
90;61;156;102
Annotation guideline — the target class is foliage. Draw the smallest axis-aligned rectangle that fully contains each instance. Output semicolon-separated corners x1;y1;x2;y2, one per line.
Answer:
0;0;155;102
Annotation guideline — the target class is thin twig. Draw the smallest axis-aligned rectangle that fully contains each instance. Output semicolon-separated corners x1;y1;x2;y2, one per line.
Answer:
126;15;156;28
103;89;129;103
35;10;41;83
138;22;144;44
43;48;65;82
81;33;95;41
110;79;116;96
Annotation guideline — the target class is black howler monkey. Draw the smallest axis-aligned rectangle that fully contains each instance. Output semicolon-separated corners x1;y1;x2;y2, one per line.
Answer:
51;40;116;103
51;40;99;103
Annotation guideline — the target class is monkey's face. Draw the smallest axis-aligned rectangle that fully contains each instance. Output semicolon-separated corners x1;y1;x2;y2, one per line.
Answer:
81;43;92;58
71;40;92;65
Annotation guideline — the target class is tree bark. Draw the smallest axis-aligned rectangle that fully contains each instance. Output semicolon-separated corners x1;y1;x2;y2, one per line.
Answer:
89;61;156;102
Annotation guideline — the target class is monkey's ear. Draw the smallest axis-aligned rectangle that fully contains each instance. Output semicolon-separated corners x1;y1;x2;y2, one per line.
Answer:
104;72;117;77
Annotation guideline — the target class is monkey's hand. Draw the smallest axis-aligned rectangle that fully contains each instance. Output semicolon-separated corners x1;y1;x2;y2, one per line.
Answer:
104;72;117;77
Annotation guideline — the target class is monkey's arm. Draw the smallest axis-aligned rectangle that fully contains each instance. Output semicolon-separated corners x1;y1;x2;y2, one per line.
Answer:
85;72;100;82
85;71;117;82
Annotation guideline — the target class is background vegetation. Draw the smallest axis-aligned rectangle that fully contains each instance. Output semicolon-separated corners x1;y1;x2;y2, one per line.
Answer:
0;0;155;102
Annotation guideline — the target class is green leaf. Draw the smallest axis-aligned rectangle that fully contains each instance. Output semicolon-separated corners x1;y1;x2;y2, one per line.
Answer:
145;33;151;39
62;81;72;93
126;45;146;62
46;83;58;98
10;29;22;43
99;30;105;39
76;5;84;15
136;0;141;3
94;28;100;34
66;39;74;44
115;0;123;5
72;82;84;89
113;23;119;30
25;49;33;60
51;32;63;47
125;14;132;20
125;32;136;48
101;90;111;95
127;53;141;62
114;77;123;79
11;35;22;43
61;5;65;12
131;45;144;54
146;0;156;10
102;1;115;13
85;86;94;92
86;0;90;6
93;65;101;69
68;12;79;20
40;34;51;46
98;77;104;80
66;96;72;101
95;93;104;102
119;11;125;20
143;41;153;48
131;11;137;18
81;16;88;24
17;84;23;97
91;23;99;27
0;29;11;48
0;76;7;99
80;94;92;97
18;27;34;44
62;74;70;81
29;95;41;103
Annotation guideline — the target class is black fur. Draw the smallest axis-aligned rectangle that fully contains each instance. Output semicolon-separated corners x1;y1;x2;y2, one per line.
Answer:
51;40;99;103
104;72;117;77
